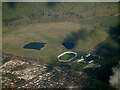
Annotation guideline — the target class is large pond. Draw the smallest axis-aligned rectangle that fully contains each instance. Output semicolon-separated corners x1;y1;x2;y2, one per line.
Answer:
23;42;46;50
62;43;74;49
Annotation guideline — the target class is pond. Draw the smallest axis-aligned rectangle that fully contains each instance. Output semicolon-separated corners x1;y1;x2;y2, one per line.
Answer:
23;42;46;50
62;43;75;49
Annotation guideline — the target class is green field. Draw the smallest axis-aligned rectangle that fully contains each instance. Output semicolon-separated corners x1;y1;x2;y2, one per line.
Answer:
2;2;118;20
2;2;119;64
3;22;110;63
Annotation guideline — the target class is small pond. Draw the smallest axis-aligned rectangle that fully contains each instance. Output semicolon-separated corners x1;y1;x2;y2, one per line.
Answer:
23;42;46;50
62;43;75;49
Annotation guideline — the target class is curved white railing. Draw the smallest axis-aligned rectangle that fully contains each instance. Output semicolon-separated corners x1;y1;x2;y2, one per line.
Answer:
57;51;77;62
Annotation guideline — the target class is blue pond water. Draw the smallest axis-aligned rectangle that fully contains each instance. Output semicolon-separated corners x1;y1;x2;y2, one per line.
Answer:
62;43;75;49
23;42;46;50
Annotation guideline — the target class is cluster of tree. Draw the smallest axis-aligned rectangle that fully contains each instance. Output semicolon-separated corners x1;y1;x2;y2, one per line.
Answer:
3;10;85;27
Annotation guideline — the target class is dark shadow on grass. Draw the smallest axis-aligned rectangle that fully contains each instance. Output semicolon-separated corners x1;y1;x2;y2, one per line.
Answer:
63;29;97;46
7;2;18;8
95;24;120;56
84;24;120;86
63;29;87;44
46;2;58;8
109;24;120;45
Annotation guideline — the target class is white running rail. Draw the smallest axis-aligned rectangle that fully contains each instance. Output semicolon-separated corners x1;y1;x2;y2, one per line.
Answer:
57;51;77;62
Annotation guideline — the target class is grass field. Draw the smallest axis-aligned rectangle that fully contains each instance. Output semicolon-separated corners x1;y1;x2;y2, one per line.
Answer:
2;2;118;21
2;2;119;64
3;22;109;64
